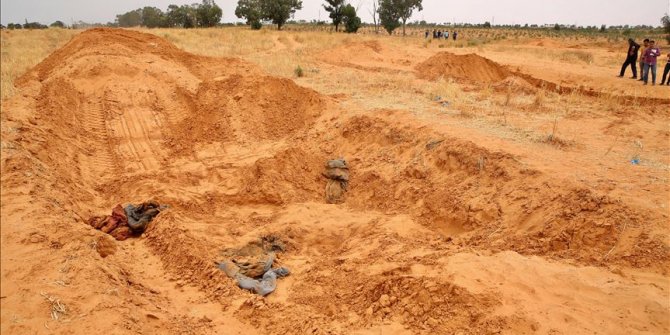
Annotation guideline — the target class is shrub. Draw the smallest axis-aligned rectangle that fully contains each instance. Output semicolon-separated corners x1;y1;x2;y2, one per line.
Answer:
294;65;304;77
342;4;361;33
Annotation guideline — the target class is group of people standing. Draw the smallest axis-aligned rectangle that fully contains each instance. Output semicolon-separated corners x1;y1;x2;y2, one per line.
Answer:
619;38;669;86
425;29;458;41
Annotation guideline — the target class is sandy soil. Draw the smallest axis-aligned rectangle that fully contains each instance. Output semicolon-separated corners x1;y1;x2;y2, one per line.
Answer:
1;28;669;334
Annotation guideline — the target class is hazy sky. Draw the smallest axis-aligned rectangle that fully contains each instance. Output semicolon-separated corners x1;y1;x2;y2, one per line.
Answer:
1;0;668;27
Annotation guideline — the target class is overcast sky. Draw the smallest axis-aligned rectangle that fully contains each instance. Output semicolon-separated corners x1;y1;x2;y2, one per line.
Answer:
1;0;668;26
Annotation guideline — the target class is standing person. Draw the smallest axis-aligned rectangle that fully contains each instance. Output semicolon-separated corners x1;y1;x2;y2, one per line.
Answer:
453;31;458;41
425;30;429;39
432;29;437;39
445;31;449;40
638;39;649;81
661;52;670;85
642;40;661;85
619;38;640;78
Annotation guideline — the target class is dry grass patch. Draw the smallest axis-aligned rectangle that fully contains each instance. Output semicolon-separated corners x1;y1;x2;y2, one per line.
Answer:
558;50;594;64
537;117;574;148
1;28;79;100
426;77;464;104
40;292;67;320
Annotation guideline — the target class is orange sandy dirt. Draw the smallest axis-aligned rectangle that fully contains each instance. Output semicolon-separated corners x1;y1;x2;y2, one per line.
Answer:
1;28;669;334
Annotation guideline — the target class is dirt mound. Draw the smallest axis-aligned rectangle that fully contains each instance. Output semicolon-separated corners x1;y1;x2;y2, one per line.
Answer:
492;76;539;94
173;75;324;147
9;28;325;171
415;52;669;105
319;40;384;62
415;52;512;82
17;28;254;86
337;40;384;54
315;39;414;74
357;40;383;53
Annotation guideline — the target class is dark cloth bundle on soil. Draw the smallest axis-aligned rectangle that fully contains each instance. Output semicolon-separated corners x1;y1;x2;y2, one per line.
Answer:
88;201;164;241
217;236;290;296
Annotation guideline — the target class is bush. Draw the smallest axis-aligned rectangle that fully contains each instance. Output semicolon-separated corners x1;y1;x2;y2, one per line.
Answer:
342;4;361;33
50;20;66;28
251;20;262;30
294;65;304;78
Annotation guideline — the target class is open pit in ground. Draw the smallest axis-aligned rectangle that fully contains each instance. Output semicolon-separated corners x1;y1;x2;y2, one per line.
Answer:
1;29;668;335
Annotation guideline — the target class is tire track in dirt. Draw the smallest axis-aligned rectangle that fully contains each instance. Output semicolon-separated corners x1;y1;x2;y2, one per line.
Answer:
77;97;119;182
110;106;164;172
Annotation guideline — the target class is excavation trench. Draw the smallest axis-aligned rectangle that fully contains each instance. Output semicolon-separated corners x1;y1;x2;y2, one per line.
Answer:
2;28;668;334
4;27;663;284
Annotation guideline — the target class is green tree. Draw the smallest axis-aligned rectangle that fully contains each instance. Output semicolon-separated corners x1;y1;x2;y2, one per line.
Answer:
196;0;223;27
397;0;422;35
662;14;670;44
341;4;361;33
599;24;606;32
378;0;422;35
235;0;263;29
260;0;302;30
378;0;401;35
141;7;166;28
380;0;423;35
50;20;66;28
166;5;196;28
323;0;345;32
116;9;142;27
483;21;491;28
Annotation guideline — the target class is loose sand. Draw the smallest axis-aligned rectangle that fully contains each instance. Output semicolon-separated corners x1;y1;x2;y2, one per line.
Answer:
1;28;668;334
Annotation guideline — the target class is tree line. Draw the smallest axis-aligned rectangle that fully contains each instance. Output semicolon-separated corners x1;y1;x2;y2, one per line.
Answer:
2;20;65;30
1;0;667;42
234;0;361;32
234;0;418;34
115;0;222;28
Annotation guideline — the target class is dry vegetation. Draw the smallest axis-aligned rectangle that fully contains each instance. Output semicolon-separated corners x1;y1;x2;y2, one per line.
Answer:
0;28;78;99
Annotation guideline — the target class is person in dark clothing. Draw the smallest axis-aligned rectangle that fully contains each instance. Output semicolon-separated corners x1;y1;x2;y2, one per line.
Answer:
661;52;670;85
425;30;429;39
432;29;437;39
619;38;640;78
453;31;458;41
638;39;649;81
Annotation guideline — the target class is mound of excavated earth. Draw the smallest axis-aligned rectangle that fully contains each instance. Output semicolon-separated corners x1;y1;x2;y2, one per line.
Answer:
1;29;668;335
415;51;513;82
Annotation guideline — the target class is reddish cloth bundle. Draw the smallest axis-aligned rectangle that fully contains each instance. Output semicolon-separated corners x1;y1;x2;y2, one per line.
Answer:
88;204;132;241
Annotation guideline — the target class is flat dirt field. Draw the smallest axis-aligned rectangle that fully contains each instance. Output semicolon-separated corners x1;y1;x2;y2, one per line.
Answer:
1;27;669;334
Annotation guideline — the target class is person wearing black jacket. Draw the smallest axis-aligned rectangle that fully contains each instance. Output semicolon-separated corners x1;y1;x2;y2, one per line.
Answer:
661;52;670;85
619;38;640;78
